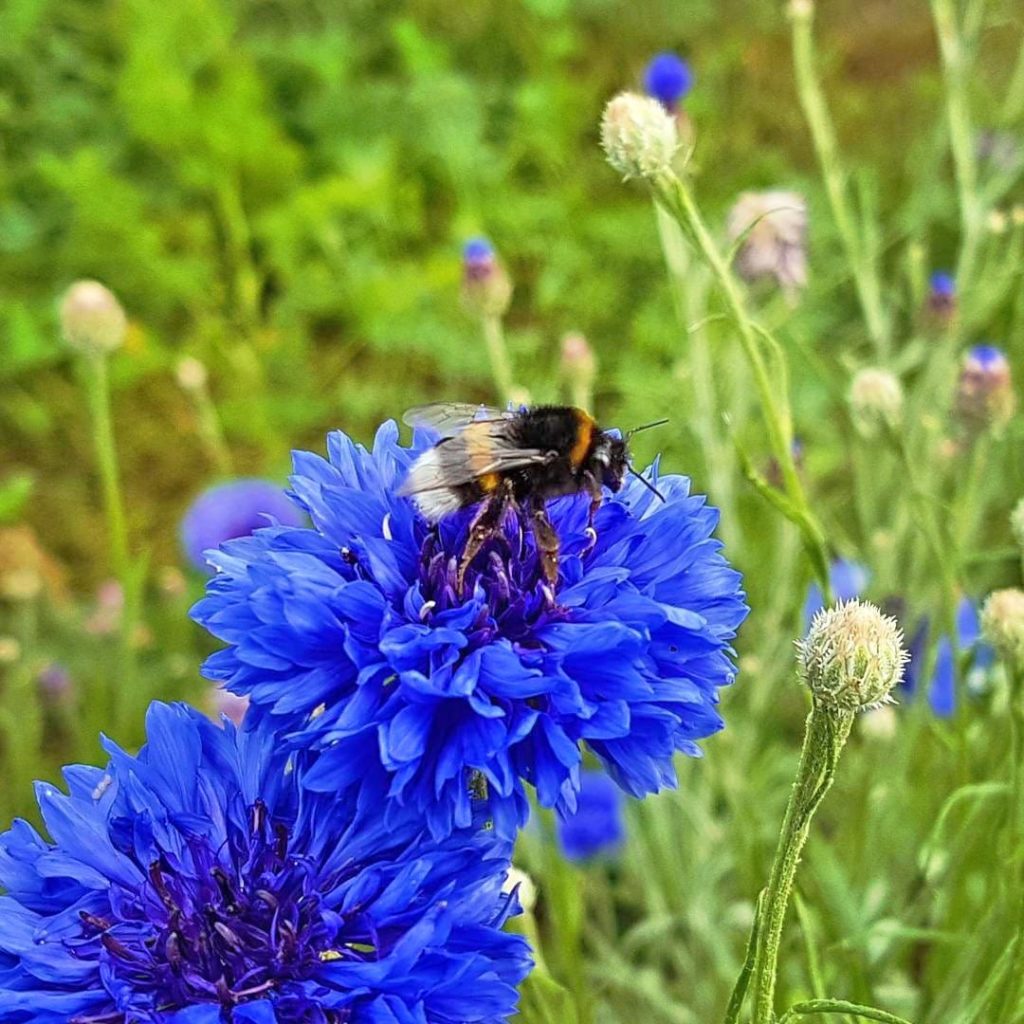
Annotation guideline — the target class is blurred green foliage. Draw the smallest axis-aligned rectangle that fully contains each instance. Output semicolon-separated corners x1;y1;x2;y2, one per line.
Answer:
4;0;1014;582
2;0;1024;1021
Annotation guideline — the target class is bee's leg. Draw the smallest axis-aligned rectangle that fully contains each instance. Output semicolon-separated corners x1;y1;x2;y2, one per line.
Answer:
528;502;561;588
583;471;603;549
456;482;513;592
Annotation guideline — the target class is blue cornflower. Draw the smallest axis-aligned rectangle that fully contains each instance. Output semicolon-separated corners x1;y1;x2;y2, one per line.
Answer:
643;53;694;109
192;422;747;839
929;271;955;298
802;559;870;632
180;479;306;574
463;237;495;269
557;770;626;862
903;597;995;716
0;702;530;1023
956;344;1016;431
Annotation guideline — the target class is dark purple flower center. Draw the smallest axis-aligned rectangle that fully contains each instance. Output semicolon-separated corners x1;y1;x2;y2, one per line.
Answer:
69;803;366;1022
417;514;569;641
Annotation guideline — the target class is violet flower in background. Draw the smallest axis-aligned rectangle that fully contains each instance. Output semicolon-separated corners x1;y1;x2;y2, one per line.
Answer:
803;558;870;632
179;478;306;573
903;597;995;717
557;770;626;862
643;53;694;110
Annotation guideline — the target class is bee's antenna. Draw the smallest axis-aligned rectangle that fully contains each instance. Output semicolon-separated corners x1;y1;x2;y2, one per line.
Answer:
625;417;669;439
628;466;666;502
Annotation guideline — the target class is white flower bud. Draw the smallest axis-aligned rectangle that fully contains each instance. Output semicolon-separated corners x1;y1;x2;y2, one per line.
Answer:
176;356;208;393
59;280;127;356
601;92;678;182
503;867;537;913
1011;498;1024;552
981;588;1024;669
850;368;903;437
797;600;909;712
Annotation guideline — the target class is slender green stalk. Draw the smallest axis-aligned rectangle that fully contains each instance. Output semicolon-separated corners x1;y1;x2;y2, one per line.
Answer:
650;173;832;598
190;382;234;476
80;351;139;737
930;0;983;295
654;202;738;547
790;4;888;355
82;354;130;582
482;315;515;404
996;668;1024;1023
1002;35;1024;124
750;705;855;1024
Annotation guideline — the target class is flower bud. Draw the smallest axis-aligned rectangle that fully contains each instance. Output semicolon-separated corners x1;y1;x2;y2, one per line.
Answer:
1011;498;1024;552
955;344;1016;434
850;368;903;437
560;332;596;396
0;636;21;665
643;53;694;111
927;271;956;322
460;237;513;319
726;190;808;294
37;662;74;705
59;280;126;356
980;588;1024;669
797;600;909;712
600;92;678;182
503;867;537;914
988;209;1008;235
176;356;208;393
208;685;250;727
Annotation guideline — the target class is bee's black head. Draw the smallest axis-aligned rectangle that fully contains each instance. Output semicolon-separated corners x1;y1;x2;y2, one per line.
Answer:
592;433;630;492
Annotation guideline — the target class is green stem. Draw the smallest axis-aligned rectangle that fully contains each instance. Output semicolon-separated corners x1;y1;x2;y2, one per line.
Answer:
651;174;832;599
996;668;1024;1022
930;0;983;296
80;351;139;738
192;383;234;476
791;4;888;355
482;315;515;405
750;705;855;1024
82;354;130;581
654;202;738;548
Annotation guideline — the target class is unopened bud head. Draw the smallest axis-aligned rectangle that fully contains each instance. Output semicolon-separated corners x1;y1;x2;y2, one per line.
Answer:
850;368;903;437
601;92;678;182
59;280;126;356
560;332;597;384
955;344;1016;433
460;237;512;319
798;600;908;712
1011;498;1024;551
176;356;208;393
981;588;1024;669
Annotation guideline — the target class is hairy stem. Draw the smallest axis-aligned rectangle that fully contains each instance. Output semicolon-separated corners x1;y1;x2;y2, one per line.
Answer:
750;705;855;1024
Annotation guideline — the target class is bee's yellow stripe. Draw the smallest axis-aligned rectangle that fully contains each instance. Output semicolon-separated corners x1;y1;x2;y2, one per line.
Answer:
569;410;596;468
479;473;500;493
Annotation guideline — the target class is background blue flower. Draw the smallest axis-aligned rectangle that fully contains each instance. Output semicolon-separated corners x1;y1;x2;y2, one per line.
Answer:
557;770;626;862
0;702;529;1024
192;423;748;839
802;558;870;632
903;597;994;716
643;53;694;108
180;479;306;574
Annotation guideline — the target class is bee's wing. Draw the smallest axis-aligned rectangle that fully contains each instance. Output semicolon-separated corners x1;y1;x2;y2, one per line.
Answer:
402;402;510;438
399;422;553;496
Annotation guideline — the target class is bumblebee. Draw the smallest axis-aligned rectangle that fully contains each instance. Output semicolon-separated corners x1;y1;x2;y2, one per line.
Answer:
399;402;665;590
